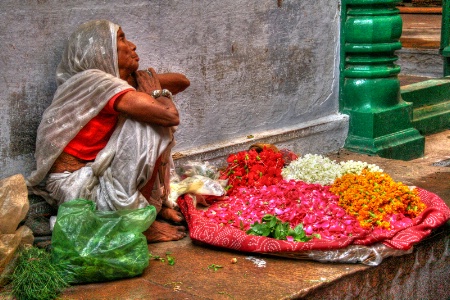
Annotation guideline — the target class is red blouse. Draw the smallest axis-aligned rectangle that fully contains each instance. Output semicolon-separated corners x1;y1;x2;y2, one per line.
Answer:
63;89;132;160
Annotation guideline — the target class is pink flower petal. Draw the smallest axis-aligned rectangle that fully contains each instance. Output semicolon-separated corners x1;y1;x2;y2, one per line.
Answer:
305;225;314;235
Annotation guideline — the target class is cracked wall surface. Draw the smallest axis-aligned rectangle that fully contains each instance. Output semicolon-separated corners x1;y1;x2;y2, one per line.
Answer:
0;0;344;179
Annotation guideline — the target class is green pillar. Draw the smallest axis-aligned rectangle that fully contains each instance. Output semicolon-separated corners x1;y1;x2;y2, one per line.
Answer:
441;0;450;76
340;0;424;160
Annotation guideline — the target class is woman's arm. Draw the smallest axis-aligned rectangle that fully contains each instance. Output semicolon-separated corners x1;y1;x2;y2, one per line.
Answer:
156;73;190;95
114;91;179;127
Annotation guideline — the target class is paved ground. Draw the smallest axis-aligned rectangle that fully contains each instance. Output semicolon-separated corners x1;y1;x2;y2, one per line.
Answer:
56;130;450;300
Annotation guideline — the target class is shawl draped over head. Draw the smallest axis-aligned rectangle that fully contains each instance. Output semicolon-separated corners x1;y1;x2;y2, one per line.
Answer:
27;20;133;188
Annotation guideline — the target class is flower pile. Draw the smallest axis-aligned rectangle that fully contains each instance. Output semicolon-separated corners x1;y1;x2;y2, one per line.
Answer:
199;149;427;242
340;159;383;175
219;147;284;196
330;169;426;230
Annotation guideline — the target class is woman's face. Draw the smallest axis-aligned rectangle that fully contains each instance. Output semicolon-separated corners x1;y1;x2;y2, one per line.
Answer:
117;28;139;80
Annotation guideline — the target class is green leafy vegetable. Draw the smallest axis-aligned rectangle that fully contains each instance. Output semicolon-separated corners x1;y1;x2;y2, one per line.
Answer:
149;252;176;266
246;214;319;242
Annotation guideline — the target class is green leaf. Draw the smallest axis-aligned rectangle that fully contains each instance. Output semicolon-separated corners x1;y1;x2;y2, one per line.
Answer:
268;216;278;228
275;222;289;240
262;214;274;222
261;226;272;236
167;255;175;266
246;215;319;243
208;264;223;271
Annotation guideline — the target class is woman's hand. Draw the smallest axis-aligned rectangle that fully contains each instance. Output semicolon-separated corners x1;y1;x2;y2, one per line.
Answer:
114;89;180;127
134;67;190;96
114;67;189;127
114;67;180;127
135;68;161;94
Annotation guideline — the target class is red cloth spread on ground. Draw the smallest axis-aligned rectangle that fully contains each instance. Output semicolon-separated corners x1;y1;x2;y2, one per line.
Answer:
178;188;450;253
64;89;132;160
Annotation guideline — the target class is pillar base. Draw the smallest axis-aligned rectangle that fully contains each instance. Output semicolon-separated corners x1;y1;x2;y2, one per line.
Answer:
345;128;424;160
343;102;425;160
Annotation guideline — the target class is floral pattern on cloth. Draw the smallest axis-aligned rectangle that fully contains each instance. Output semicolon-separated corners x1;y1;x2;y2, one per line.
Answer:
177;188;449;255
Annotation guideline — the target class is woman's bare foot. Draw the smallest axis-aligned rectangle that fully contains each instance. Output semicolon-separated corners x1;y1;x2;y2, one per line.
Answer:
159;207;185;223
144;220;186;243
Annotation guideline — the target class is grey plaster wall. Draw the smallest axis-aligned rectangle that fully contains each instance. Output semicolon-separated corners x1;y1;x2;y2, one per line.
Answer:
397;48;444;78
0;0;346;179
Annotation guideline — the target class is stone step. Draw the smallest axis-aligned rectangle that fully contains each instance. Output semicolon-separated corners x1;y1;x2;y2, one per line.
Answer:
401;76;450;134
399;7;441;49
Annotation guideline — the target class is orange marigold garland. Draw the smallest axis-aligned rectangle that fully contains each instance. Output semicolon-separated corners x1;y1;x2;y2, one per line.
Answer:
330;169;426;230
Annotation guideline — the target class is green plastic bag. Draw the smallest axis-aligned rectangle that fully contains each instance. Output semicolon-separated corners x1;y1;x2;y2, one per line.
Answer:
51;199;156;284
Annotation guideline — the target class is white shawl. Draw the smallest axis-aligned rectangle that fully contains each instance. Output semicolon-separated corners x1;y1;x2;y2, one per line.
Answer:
27;20;131;187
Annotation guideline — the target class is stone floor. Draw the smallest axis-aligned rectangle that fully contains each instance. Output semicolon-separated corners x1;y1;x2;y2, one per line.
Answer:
398;7;444;79
52;130;449;300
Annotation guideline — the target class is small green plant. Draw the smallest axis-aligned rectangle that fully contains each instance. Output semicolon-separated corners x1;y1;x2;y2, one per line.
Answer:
3;246;69;300
166;254;175;266
149;252;176;266
208;264;223;271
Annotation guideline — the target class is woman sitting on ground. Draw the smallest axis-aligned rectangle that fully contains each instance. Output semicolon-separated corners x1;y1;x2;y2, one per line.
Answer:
26;19;190;242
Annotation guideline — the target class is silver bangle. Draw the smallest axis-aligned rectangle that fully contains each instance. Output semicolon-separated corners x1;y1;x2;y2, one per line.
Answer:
161;89;173;100
151;89;173;100
151;90;162;98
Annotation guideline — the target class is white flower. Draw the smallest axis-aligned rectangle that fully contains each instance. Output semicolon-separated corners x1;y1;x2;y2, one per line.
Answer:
281;154;383;185
339;160;383;175
281;154;343;185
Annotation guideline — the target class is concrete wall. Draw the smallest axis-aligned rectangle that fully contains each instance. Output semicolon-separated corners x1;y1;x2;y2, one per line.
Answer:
0;0;347;179
398;48;444;78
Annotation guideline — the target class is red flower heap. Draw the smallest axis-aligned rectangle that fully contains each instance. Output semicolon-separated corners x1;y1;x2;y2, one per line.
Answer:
208;147;366;241
220;147;284;196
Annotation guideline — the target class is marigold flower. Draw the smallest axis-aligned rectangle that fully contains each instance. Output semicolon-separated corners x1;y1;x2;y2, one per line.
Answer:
330;169;426;230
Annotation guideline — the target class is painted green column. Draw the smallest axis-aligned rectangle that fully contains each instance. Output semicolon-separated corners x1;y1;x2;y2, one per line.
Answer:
340;0;424;160
441;0;450;76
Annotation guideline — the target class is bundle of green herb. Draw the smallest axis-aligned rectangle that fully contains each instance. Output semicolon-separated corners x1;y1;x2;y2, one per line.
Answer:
246;214;319;242
3;246;69;300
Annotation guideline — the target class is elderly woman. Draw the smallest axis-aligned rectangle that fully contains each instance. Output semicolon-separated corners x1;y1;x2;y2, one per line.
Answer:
26;20;190;242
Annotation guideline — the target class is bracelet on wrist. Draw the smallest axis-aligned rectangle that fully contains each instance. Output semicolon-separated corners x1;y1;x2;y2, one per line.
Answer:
151;89;173;100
